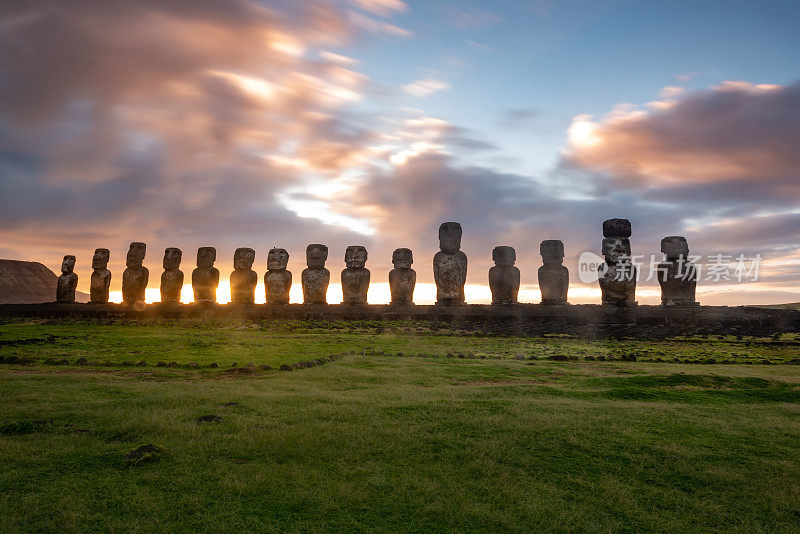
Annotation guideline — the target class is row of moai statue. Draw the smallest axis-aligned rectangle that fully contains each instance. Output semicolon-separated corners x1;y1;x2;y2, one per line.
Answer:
56;219;697;306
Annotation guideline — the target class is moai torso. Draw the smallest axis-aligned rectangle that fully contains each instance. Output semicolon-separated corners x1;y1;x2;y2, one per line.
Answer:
341;246;370;306
488;246;520;305
265;248;292;305
433;222;467;305
230;248;257;304
160;247;184;304
302;244;329;305
389;248;415;306
658;236;698;306
192;247;219;303
598;219;636;305
56;255;78;303
538;240;569;305
89;248;111;304
122;242;149;305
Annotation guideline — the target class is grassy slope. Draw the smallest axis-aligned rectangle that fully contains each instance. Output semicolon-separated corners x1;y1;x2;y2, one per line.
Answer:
1;319;799;366
1;321;800;532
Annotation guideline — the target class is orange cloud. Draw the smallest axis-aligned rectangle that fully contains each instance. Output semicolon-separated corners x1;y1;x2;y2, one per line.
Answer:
564;81;800;187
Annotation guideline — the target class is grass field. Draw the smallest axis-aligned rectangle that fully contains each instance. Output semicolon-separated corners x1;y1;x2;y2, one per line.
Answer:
1;319;800;532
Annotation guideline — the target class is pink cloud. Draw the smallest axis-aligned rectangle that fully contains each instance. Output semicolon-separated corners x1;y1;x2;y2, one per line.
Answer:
564;81;800;189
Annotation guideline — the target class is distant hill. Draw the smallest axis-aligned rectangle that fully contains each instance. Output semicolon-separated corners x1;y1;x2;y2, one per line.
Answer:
0;259;89;304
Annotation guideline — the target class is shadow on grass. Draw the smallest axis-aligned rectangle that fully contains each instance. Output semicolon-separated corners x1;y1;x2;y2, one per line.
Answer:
591;373;800;403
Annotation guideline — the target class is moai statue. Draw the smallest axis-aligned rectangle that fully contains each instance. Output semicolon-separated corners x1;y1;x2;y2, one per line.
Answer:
265;248;292;305
89;248;111;304
160;247;183;304
56;255;78;303
122;242;149;305
488;246;520;305
658;236;698;306
389;248;416;306
302;244;330;305
598;218;637;305
538;240;569;305
192;247;219;303
341;246;370;306
433;222;467;306
230;247;257;304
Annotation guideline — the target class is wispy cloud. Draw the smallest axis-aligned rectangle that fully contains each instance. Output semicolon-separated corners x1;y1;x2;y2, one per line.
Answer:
402;79;451;97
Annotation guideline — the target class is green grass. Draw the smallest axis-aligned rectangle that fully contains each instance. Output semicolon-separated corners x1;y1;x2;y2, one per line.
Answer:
1;319;800;532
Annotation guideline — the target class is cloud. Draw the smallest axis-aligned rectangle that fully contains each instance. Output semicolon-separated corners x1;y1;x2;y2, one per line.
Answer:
0;0;397;284
435;5;502;30
563;81;800;196
402;79;451;98
348;0;407;17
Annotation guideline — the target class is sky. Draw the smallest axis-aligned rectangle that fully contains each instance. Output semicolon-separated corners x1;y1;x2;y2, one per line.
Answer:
1;0;799;305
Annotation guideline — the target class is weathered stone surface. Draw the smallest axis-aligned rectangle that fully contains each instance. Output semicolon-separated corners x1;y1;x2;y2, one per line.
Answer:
489;246;519;305
56;255;77;303
538;240;569;305
122;242;149;305
265;248;292;305
434;222;467;306
3;301;800;339
302;244;329;305
160;247;183;304
602;218;632;238
661;235;689;260
599;234;637;306
192;247;219;303
389;248;416;306
341;245;370;306
658;236;698;306
89;248;111;304
230;247;257;304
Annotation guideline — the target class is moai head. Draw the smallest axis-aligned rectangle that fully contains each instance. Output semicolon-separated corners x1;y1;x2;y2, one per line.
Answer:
306;244;328;268
345;246;368;269
61;255;76;274
92;248;110;269
602;218;632;238
602;237;632;264
438;222;462;254
492;246;516;266
267;248;289;270
661;236;689;261
392;248;413;269
163;247;182;270
540;240;564;265
126;242;146;268
234;247;255;270
197;247;216;268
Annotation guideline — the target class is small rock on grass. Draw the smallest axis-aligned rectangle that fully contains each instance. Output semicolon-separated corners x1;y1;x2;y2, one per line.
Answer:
156;361;167;367
124;444;165;466
219;402;240;407
279;364;293;371
207;363;219;369
197;414;222;423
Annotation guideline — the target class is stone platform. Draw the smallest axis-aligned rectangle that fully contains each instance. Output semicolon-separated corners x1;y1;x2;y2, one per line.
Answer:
1;303;798;339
